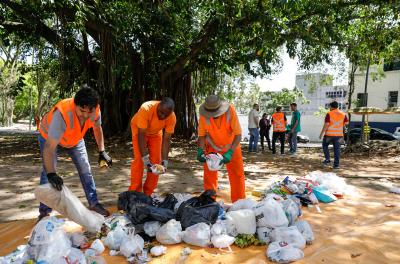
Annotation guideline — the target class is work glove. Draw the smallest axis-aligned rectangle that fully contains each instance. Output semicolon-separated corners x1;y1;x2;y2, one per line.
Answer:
142;154;153;169
221;149;234;164
99;150;112;167
47;172;63;191
162;160;168;170
197;148;206;163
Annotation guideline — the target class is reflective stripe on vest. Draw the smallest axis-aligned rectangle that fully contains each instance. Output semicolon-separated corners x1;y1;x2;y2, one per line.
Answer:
39;98;99;148
272;112;286;132
204;107;233;152
325;109;346;137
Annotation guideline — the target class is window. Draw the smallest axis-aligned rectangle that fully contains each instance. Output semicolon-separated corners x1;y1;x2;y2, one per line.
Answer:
357;93;368;107
324;102;346;110
388;91;398;107
326;91;347;98
384;60;400;72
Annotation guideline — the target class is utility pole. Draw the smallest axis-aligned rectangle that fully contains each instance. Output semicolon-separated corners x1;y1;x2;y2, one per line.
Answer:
29;48;34;131
361;58;370;143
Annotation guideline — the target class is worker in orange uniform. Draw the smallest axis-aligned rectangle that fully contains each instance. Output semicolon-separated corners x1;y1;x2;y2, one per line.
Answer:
130;98;176;196
319;101;348;169
271;106;288;155
197;95;245;202
38;85;112;220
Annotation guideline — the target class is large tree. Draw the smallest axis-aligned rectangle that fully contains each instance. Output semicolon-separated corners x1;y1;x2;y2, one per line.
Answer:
1;0;399;136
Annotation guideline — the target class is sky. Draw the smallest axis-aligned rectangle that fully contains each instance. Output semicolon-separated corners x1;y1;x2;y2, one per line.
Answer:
256;51;349;92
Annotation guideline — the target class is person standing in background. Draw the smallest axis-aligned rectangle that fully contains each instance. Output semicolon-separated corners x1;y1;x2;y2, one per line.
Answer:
259;113;271;151
248;103;260;152
271;106;287;155
288;103;301;155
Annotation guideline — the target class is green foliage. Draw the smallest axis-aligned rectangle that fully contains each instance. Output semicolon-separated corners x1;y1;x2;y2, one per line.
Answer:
314;106;329;117
234;234;265;248
262;88;309;114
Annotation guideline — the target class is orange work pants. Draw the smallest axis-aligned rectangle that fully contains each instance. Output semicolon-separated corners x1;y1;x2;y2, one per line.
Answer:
203;146;246;202
129;134;162;196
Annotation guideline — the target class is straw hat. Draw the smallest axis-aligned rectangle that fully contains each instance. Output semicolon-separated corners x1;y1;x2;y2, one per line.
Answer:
199;95;230;118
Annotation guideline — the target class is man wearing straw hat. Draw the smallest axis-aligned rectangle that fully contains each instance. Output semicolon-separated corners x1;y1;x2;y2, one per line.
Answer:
197;95;246;202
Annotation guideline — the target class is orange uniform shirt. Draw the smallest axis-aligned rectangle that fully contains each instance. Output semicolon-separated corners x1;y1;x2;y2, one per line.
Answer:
198;105;242;137
131;101;176;136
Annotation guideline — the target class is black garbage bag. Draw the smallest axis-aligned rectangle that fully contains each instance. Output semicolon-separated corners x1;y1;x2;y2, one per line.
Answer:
118;191;176;224
156;193;178;210
176;190;220;229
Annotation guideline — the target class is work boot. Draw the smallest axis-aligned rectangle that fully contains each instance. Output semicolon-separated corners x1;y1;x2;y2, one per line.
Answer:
322;160;331;166
89;203;110;217
333;165;340;170
37;213;50;223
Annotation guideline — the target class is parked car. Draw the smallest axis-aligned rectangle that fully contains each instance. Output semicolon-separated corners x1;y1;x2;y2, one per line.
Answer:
394;127;400;138
297;134;310;143
345;127;400;143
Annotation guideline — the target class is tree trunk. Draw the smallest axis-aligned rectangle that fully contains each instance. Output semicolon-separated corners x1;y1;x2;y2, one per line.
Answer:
346;62;358;145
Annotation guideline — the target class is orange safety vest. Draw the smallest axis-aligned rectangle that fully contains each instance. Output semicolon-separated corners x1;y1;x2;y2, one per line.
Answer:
200;106;236;153
325;109;346;137
271;112;286;132
39;98;100;148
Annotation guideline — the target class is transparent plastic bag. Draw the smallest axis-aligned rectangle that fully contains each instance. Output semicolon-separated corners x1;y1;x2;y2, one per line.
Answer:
211;220;227;236
206;153;224;171
103;225;128;250
150;246;167;257
256;226;273;244
281;198;302;226
34;184;104;232
144;221;162;237
253;198;289;228
69;232;88;248
182;223;211;247
0;245;27;264
211;234;235;249
270;226;306;249
225;209;256;234
120;234;144;258
267;241;304;263
64;248;86;264
228;198;257;212
156;219;182;244
295;220;314;244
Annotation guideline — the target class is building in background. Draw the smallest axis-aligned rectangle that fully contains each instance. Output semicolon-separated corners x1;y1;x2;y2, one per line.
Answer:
350;62;400;133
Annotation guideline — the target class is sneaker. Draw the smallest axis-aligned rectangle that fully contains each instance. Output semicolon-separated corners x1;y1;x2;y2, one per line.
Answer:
333;165;340;169
322;160;331;166
289;151;296;156
89;203;110;217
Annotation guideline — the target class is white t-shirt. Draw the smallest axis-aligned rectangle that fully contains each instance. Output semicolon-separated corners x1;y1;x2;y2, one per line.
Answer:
248;109;259;129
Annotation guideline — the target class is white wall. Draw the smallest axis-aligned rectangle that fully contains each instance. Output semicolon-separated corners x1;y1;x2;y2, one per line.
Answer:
352;68;400;123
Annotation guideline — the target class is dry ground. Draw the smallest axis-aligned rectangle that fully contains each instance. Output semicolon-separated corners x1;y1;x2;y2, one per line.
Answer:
0;132;399;222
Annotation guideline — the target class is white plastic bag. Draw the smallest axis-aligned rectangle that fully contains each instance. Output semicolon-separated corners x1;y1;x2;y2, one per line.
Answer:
211;234;235;249
267;241;304;263
228;198;258;212
270;226;306;249
256;226;273;244
150;246;167;257
295;220;314;244
156;219;182;244
0;245;27;264
69;232;88;248
281;198;301;226
182;223;211;247
120;234;144;258
211;220;227;236
34;184;105;232
144;221;162;237
225;209;256;235
26;217;72;263
253;198;289;228
103;225;128;250
64;247;86;264
90;239;105;255
206;153;224;171
173;193;194;212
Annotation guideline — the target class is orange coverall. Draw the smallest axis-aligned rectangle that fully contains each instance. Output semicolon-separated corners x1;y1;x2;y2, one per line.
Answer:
130;101;176;195
198;105;246;202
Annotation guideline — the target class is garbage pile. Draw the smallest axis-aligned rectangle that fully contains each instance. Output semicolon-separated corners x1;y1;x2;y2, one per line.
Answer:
343;140;400;157
1;171;353;264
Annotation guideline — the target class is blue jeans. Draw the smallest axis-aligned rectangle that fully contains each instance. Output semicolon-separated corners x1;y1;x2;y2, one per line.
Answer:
38;135;98;216
289;132;298;153
249;128;259;152
322;136;342;167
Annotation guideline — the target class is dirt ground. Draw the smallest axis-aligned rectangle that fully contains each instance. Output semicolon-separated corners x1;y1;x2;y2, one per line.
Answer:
0;132;399;222
0;131;400;263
